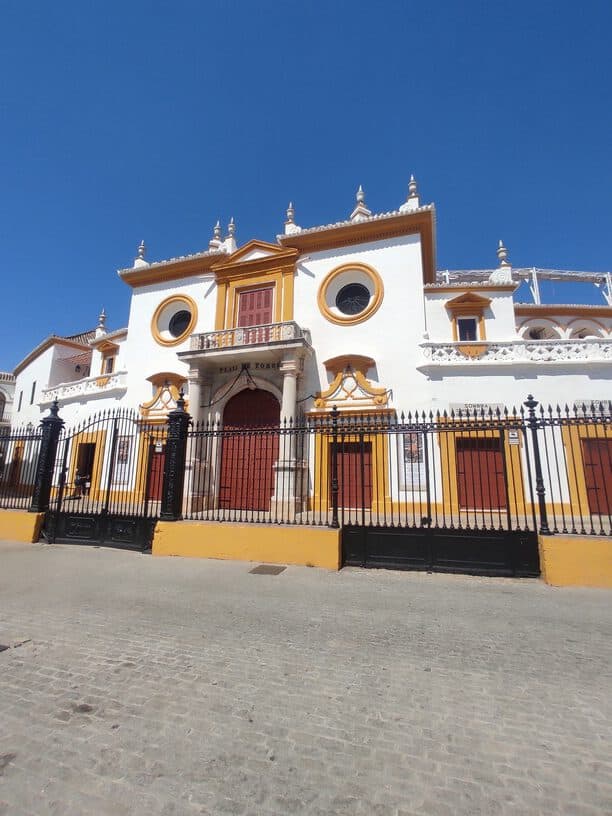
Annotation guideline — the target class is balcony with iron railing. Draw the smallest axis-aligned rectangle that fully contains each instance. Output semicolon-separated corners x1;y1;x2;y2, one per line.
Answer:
40;370;128;405
420;338;612;367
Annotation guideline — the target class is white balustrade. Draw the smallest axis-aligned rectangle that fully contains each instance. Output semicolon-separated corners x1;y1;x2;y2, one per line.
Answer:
190;321;310;351
40;371;128;404
421;339;612;365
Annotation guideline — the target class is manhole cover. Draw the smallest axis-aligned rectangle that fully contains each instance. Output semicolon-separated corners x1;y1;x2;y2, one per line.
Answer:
0;645;9;653
249;564;286;575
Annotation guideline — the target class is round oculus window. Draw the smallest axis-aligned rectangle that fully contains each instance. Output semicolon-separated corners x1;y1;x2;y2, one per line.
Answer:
335;283;371;315
317;262;384;325
151;294;198;346
168;309;192;338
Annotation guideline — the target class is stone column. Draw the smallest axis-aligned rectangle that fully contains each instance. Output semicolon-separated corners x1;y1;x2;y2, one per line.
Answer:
279;360;298;425
187;369;201;426
186;370;214;513
272;359;303;520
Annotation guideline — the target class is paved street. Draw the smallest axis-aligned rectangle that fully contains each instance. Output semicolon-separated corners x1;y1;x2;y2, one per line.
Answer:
0;541;610;816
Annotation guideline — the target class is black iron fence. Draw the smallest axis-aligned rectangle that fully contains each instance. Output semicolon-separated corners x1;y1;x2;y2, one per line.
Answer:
180;399;611;535
0;425;43;509
0;395;610;539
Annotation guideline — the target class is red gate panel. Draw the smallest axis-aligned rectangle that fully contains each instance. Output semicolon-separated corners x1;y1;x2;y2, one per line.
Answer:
581;438;612;515
456;437;507;510
219;389;280;511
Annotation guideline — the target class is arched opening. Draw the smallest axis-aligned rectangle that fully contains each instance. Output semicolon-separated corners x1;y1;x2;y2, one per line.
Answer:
219;388;280;511
525;325;559;340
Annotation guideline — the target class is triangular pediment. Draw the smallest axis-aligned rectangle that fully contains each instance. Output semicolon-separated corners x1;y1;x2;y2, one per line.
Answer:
217;239;293;265
446;291;491;308
212;239;298;280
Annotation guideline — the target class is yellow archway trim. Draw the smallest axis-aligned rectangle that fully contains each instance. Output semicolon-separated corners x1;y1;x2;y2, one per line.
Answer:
151;294;198;347
317;262;384;326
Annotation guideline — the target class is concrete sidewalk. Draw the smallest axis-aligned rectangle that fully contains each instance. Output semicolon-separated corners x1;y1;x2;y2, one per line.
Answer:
0;540;610;815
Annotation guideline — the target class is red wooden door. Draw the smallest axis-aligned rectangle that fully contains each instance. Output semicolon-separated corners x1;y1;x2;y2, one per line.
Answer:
334;442;372;508
581;438;612;515
456;437;507;510
237;287;273;344
219;389;280;510
147;446;165;501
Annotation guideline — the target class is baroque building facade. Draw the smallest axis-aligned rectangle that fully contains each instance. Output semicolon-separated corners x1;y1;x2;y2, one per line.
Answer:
12;179;611;428
7;180;612;531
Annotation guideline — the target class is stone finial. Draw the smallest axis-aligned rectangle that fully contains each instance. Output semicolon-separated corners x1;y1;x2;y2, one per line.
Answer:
284;201;301;235
95;307;107;338
497;239;510;267
133;239;149;268
350;185;372;222
399;174;420;212
223;217;237;253
209;219;223;250
489;239;513;283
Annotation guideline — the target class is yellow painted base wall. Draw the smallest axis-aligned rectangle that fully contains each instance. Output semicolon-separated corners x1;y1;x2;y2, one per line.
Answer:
153;521;341;570
0;510;45;543
539;535;612;588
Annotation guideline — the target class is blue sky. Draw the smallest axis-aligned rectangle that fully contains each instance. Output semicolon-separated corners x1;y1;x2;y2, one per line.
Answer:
1;0;611;370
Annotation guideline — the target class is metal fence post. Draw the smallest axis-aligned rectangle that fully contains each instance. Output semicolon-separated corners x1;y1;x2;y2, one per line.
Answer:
160;390;192;521
524;394;551;535
330;405;339;528
29;400;64;513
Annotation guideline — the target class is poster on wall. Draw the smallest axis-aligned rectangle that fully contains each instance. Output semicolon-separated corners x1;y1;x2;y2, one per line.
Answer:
401;432;425;490
113;436;131;484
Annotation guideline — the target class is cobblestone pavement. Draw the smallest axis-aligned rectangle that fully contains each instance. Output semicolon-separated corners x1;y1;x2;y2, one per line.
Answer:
0;541;610;816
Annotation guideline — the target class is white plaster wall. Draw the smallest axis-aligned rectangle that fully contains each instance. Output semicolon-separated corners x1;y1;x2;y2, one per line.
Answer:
122;275;217;409
424;290;518;342
293;234;432;409
90;334;128;378
13;347;56;427
425;366;612;413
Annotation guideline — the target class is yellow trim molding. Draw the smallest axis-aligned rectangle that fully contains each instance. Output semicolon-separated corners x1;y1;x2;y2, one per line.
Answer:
560;423;612;518
0;510;44;543
151;294;198;347
280;208;437;285
539;534;612;587
211;240;298;331
437;421;528;517
446;291;490;344
317;262;384;326
153;521;341;570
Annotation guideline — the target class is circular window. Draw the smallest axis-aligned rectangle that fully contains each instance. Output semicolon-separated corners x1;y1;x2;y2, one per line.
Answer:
151;295;198;346
169;310;191;338
335;283;371;315
317;262;383;325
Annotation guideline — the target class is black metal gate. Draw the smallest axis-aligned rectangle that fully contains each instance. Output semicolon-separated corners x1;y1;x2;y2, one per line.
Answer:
43;410;165;551
334;405;543;577
342;526;540;577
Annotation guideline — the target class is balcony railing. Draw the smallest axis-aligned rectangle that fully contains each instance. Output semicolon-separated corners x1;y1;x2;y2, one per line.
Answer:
421;338;612;365
190;321;311;352
40;371;128;404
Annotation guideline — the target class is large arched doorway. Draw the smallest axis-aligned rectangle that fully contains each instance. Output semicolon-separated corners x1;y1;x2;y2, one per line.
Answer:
219;388;280;511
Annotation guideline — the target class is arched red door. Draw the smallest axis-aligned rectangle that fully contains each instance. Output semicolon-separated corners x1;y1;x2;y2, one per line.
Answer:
219;389;280;510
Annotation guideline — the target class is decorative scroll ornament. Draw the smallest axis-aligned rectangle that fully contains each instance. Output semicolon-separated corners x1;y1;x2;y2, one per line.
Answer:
314;366;389;409
140;376;187;419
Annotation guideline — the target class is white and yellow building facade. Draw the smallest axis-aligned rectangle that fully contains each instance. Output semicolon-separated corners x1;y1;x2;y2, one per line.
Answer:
6;180;612;580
